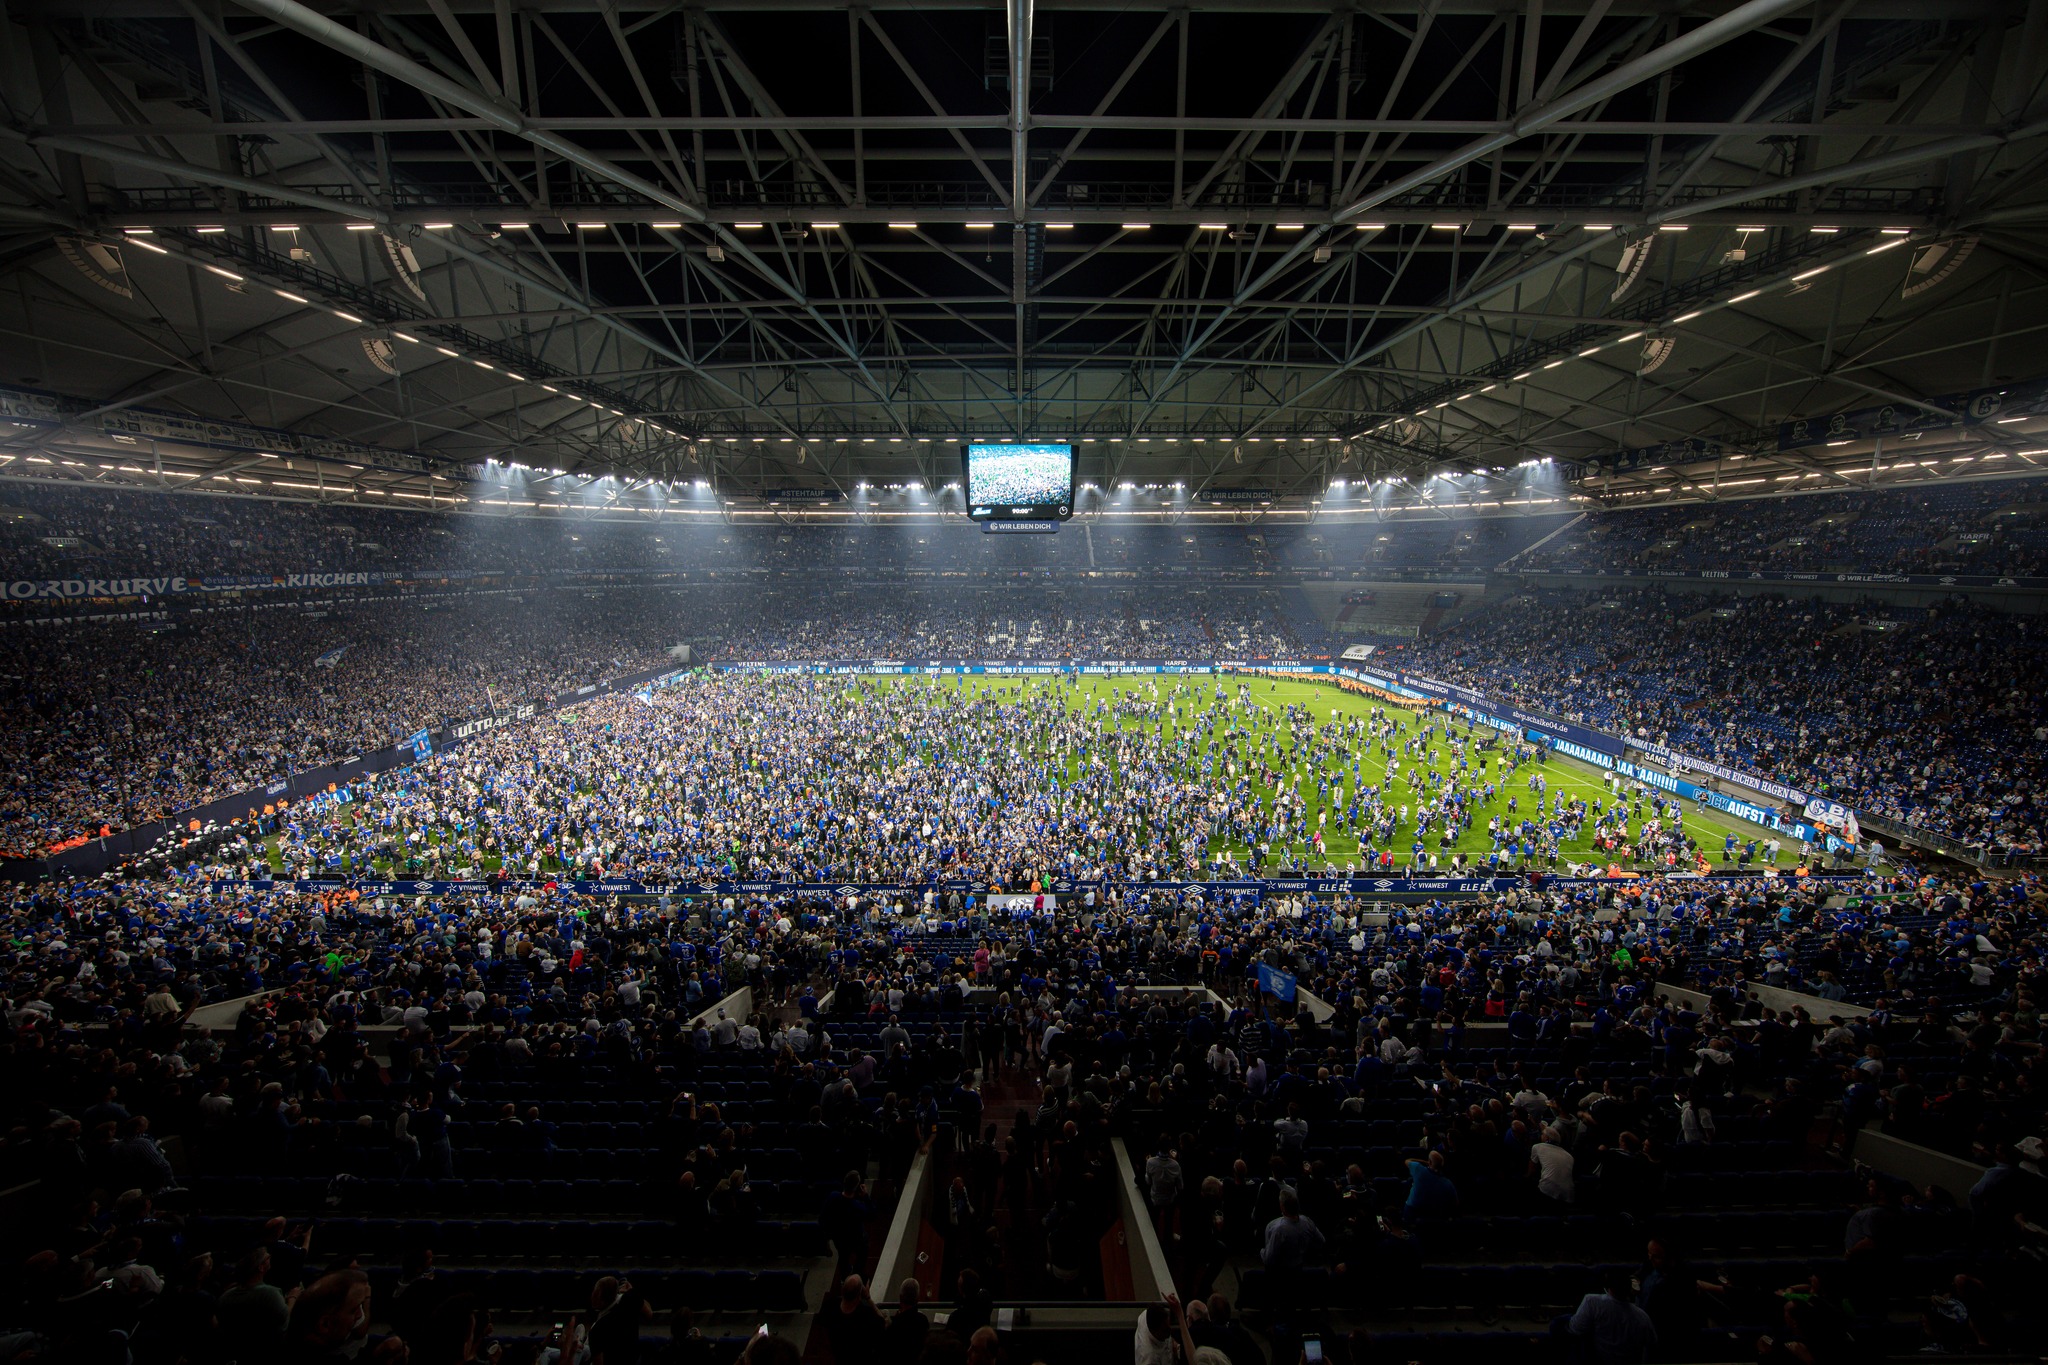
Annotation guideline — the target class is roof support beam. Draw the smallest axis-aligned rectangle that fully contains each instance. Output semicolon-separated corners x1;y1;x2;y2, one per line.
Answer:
1332;0;1811;225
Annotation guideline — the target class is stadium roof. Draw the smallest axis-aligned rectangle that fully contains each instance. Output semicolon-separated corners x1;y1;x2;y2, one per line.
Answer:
0;0;2046;514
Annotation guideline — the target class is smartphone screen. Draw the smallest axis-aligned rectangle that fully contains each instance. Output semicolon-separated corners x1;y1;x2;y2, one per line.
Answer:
1303;1338;1323;1364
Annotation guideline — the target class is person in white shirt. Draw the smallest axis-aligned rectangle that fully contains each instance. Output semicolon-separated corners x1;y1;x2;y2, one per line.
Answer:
1529;1127;1576;1205
1133;1305;1175;1365
1679;1098;1716;1145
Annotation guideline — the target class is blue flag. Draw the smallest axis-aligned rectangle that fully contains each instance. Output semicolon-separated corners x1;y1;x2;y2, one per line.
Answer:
1256;963;1297;1001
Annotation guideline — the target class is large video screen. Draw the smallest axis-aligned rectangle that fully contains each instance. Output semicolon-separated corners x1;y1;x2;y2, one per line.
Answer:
962;442;1074;521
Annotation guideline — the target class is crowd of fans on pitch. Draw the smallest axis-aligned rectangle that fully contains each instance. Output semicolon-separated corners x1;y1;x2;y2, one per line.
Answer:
142;672;1847;893
4;476;2048;863
15;573;2041;862
1388;589;2048;852
0;814;2043;1365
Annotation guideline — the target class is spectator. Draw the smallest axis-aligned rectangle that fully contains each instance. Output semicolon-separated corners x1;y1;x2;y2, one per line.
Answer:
1261;1186;1325;1272
1557;1269;1656;1365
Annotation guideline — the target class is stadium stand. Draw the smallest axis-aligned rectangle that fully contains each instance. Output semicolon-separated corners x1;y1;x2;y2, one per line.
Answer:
1519;484;2048;578
3;483;2047;1365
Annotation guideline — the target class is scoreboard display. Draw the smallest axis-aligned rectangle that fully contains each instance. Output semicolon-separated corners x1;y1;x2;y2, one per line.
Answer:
962;442;1075;522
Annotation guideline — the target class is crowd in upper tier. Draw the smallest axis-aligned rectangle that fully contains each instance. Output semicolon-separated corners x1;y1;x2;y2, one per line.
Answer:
1520;481;2048;579
6;475;2046;591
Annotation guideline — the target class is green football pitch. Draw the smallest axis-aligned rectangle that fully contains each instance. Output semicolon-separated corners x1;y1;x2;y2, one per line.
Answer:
847;671;1833;875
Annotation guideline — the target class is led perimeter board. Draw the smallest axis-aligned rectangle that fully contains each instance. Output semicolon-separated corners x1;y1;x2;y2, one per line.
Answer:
962;442;1075;521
